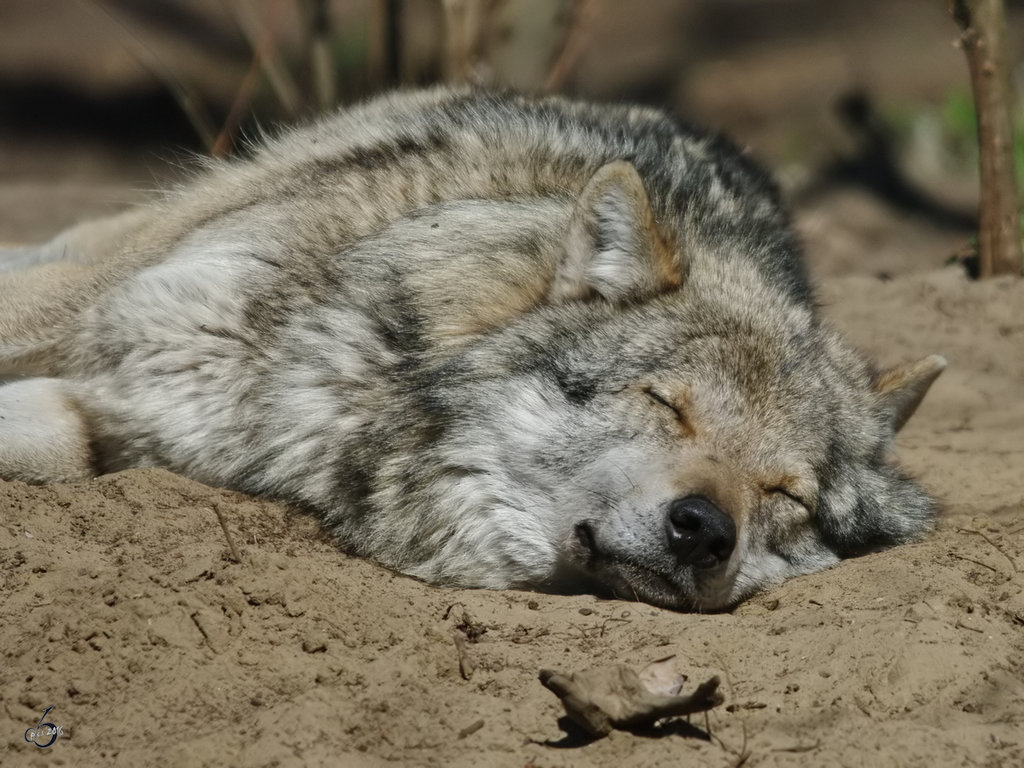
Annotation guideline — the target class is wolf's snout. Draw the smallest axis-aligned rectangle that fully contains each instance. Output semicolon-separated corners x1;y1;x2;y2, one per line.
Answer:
666;496;736;569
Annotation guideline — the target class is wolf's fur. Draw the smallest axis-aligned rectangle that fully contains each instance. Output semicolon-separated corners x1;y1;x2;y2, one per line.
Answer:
0;88;944;610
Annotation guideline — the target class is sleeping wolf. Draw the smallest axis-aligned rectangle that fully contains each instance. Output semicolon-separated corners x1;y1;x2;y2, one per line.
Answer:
0;88;944;610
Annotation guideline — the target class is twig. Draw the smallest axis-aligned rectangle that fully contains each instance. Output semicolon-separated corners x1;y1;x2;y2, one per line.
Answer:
212;53;262;157
949;552;1001;573
955;618;985;633
457;719;484;738
367;0;402;89
957;526;1020;573
80;0;218;151
544;0;596;92
708;651;752;765
952;0;1023;277
441;601;464;621
773;740;821;754
598;616;631;637
441;0;484;84
305;0;337;110
453;633;475;680
212;503;242;563
228;0;301;117
712;719;751;767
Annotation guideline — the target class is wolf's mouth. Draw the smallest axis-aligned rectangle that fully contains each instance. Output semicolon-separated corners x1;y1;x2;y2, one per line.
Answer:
571;521;732;611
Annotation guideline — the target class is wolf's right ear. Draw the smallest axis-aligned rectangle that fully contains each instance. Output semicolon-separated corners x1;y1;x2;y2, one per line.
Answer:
548;161;683;303
874;354;946;432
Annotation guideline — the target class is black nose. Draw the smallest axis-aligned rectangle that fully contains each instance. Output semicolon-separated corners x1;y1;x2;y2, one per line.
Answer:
666;495;736;569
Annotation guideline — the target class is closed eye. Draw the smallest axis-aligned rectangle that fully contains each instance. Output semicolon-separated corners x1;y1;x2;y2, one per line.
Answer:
643;387;694;436
765;486;815;515
644;387;680;416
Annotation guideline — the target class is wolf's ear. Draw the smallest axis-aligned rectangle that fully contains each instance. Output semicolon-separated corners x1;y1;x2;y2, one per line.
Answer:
874;354;946;432
549;161;682;303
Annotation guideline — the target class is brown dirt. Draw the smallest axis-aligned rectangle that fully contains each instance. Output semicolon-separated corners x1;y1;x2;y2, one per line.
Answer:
2;180;1023;768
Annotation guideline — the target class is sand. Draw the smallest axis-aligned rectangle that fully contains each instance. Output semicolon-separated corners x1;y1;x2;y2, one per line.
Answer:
1;178;1023;768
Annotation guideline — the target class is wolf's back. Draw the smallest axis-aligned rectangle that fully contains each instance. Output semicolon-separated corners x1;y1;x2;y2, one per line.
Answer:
150;87;811;299
3;88;812;376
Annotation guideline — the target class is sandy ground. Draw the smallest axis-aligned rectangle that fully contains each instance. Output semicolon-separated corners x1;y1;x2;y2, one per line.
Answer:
0;156;1022;768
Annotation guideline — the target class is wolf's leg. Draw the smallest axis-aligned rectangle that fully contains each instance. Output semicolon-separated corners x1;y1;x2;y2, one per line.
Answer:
0;378;95;483
0;209;155;376
0;207;150;273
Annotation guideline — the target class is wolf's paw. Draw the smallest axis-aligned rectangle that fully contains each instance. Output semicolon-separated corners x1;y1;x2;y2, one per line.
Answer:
0;378;95;484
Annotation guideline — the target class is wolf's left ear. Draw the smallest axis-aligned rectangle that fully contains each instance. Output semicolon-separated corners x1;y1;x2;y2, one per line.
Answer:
549;161;682;303
874;354;946;432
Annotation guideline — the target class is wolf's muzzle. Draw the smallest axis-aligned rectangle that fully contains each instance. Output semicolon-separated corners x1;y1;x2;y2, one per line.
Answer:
666;496;736;569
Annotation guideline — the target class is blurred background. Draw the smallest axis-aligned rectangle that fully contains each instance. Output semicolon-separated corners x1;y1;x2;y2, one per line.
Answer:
1;0;1021;276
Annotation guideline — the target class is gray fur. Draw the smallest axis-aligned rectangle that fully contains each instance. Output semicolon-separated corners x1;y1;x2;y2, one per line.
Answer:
0;88;943;610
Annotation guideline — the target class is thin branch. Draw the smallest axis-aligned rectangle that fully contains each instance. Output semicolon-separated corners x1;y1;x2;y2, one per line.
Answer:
441;0;484;84
81;0;218;151
952;0;1023;277
367;0;402;89
306;0;337;110
212;52;262;157
227;0;301;117
544;0;597;93
957;526;1020;574
212;503;242;563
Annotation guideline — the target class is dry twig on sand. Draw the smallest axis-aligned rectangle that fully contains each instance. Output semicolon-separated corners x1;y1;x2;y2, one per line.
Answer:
212;503;242;563
539;657;724;738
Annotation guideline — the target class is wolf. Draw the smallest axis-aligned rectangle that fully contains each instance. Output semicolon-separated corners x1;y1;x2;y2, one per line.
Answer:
0;88;944;610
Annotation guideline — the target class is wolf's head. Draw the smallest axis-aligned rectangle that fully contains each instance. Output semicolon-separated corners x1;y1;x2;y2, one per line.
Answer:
419;161;944;611
538;326;945;611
